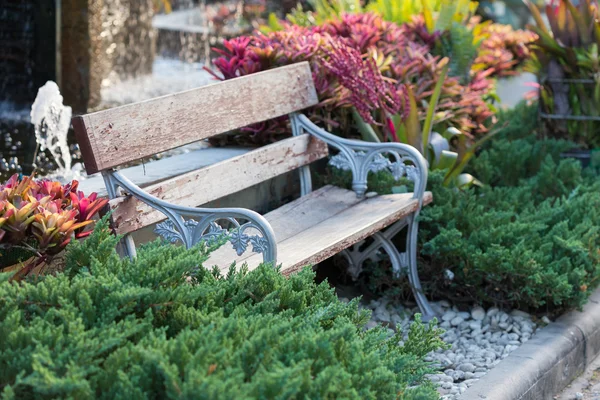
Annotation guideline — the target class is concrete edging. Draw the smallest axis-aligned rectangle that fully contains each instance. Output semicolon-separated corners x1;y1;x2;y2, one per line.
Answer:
461;288;600;400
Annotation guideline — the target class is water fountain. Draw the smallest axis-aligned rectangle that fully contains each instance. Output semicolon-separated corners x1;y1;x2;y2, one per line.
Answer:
30;82;81;182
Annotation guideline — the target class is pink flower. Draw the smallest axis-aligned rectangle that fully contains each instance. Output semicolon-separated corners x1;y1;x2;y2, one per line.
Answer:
320;39;406;124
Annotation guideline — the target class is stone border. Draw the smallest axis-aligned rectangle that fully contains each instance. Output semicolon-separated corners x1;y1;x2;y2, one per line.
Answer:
461;288;600;400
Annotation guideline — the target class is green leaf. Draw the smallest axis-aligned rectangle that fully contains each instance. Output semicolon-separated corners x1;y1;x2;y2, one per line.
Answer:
392;113;407;144
428;131;451;166
436;150;459;170
259;13;284;33
455;173;483;188
443;123;505;186
422;0;435;33
422;60;449;151
435;0;457;32
526;0;550;37
404;86;423;154
352;108;381;142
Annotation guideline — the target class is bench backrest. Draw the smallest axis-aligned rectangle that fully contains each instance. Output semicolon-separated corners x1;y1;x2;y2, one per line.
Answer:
73;63;319;174
72;62;328;235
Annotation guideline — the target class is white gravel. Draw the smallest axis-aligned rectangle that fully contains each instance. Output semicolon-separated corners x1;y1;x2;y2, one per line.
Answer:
344;296;540;399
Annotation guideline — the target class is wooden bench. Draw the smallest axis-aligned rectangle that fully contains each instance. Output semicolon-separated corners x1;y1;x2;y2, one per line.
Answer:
72;62;435;318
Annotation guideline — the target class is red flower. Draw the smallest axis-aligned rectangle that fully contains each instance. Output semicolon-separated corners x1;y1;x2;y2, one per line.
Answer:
70;191;108;226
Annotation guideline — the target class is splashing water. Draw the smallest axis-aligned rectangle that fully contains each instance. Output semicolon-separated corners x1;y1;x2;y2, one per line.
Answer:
30;81;78;181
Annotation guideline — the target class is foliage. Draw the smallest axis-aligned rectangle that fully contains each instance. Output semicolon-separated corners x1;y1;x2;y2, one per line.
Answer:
0;219;444;399
212;0;535;190
0;174;107;279
352;103;600;313
364;0;487;82
208;13;496;147
472;18;536;78
283;0;478;29
525;0;600;148
381;61;501;188
209;3;534;185
262;0;535;80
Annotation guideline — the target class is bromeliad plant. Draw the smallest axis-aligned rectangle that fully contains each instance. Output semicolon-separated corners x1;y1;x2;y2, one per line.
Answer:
0;174;108;279
471;17;537;78
208;12;502;186
209;13;496;144
240;1;536;148
263;0;535;81
526;0;600;148
370;0;481;81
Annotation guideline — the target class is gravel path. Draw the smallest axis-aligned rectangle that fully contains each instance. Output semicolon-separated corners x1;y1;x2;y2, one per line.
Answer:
337;291;540;399
427;302;538;398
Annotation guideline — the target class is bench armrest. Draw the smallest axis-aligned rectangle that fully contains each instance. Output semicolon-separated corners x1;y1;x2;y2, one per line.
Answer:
102;170;277;264
291;113;428;207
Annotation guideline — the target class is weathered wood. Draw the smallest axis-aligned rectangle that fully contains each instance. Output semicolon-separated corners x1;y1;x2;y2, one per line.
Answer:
109;134;328;234
273;191;432;276
72;62;319;174
205;187;433;274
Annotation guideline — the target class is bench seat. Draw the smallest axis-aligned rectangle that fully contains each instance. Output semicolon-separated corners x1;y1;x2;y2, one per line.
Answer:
207;185;433;275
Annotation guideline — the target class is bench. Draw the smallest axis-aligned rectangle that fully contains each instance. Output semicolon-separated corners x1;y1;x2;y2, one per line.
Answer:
72;62;435;318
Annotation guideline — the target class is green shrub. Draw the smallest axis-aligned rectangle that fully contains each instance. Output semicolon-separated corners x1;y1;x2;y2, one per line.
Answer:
0;219;443;400
354;103;600;313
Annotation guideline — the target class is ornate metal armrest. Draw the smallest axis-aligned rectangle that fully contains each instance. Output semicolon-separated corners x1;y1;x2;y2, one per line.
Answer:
290;113;428;206
102;170;277;264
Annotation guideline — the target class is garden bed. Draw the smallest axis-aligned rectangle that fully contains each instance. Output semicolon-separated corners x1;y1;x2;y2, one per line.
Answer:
8;0;600;397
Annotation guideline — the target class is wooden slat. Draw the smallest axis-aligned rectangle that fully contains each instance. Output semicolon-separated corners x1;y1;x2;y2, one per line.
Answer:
206;189;433;274
73;62;319;174
260;185;363;241
110;134;328;234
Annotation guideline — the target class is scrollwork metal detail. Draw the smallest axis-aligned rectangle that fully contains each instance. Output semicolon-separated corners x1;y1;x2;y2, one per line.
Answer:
329;152;392;173
155;220;183;244
202;222;228;246
154;218;272;258
102;170;277;263
228;228;249;256
249;235;270;254
329;151;418;183
155;219;200;244
290;113;427;201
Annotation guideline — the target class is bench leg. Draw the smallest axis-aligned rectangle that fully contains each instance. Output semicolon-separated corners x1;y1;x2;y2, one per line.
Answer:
340;217;435;321
116;234;137;260
405;215;435;321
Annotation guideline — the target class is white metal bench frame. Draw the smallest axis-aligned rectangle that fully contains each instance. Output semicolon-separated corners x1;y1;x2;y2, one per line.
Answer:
73;62;434;318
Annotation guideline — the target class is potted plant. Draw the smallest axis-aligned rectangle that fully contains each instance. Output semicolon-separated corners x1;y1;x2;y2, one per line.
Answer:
0;174;108;280
526;0;600;166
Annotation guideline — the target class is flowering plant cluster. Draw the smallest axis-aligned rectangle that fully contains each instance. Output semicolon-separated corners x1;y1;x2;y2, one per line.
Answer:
208;12;532;145
470;17;536;79
0;174;108;278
